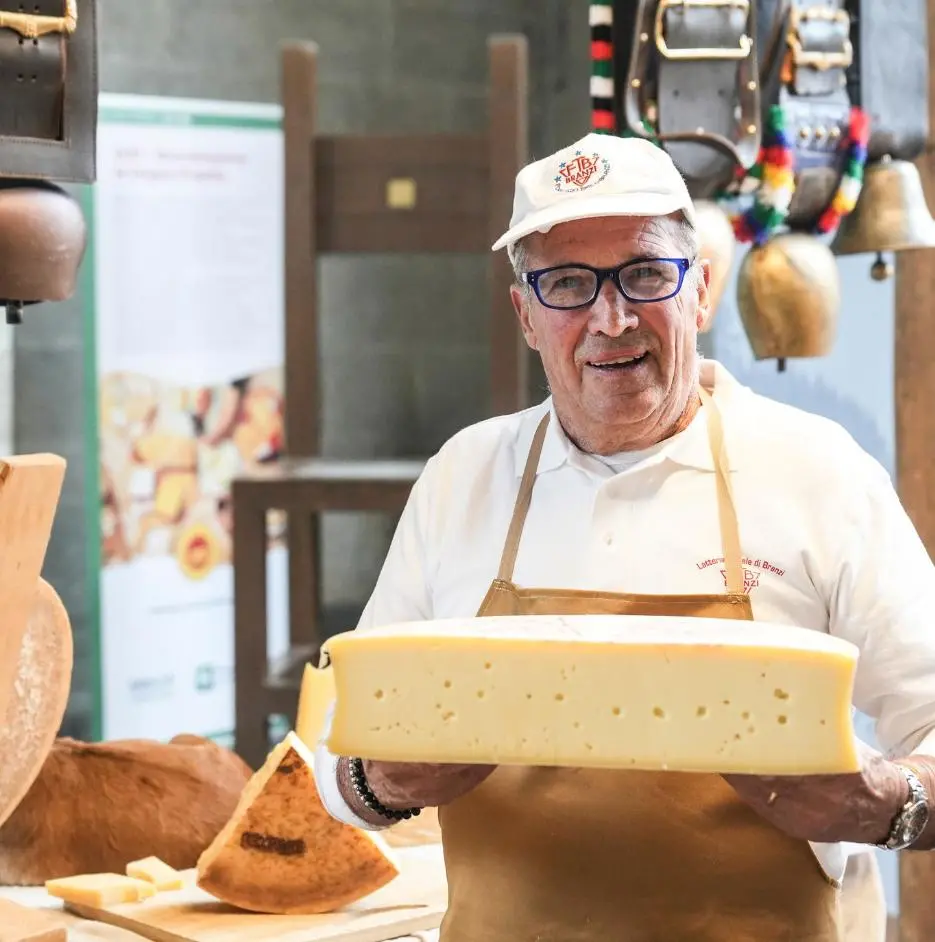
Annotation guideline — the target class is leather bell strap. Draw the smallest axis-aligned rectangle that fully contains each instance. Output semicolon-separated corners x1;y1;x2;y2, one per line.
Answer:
625;0;761;192
0;0;75;141
778;0;855;227
852;0;927;163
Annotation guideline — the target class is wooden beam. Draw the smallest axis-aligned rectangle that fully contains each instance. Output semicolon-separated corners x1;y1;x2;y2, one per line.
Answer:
487;34;530;416
894;1;935;938
280;42;321;651
281;41;319;456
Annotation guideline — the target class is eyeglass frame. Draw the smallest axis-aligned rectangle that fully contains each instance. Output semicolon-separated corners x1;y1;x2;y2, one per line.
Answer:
521;257;694;311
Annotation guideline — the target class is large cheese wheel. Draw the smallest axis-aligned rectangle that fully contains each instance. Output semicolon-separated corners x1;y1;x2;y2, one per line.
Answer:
0;455;66;733
0;734;252;886
0;578;73;831
0;454;68;830
323;613;861;776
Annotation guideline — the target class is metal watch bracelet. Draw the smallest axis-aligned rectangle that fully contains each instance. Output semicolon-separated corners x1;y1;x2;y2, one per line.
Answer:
876;764;929;851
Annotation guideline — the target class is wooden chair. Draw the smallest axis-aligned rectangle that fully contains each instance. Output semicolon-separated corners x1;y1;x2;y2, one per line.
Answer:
233;35;530;768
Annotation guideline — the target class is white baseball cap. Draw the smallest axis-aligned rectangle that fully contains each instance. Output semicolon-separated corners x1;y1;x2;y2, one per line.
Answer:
491;132;696;252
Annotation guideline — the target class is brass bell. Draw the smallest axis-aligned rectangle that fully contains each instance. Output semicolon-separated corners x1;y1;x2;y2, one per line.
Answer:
0;181;87;324
693;200;736;333
830;156;935;271
736;233;840;366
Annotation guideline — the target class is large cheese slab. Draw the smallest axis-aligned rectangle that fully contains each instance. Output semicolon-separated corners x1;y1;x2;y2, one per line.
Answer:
323;614;861;775
296;663;335;748
294;663;443;848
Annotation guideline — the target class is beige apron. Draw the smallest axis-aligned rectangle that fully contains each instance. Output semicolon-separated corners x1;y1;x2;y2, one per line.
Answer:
436;385;884;942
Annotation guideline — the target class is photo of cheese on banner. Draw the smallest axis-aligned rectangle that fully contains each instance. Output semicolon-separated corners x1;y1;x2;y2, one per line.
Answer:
323;613;861;775
97;367;285;576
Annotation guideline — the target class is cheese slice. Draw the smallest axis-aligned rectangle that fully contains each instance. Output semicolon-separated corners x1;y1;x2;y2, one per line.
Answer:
45;872;157;906
196;731;400;914
295;662;336;748
323;613;861;775
126;855;184;891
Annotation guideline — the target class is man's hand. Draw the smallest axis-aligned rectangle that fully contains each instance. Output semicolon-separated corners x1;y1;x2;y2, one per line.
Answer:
364;760;496;809
337;757;495;828
723;740;909;844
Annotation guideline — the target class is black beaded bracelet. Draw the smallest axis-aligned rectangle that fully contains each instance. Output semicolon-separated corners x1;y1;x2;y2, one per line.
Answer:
348;757;422;822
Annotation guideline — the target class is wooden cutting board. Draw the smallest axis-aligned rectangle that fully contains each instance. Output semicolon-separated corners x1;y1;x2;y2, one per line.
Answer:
0;897;67;941
62;845;447;942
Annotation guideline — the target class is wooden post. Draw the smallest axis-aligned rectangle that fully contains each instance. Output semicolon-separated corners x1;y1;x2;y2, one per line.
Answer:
894;1;935;938
487;35;530;416
280;42;320;649
282;41;319;456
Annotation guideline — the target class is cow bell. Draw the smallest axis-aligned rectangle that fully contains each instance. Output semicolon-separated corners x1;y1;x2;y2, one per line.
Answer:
830;156;935;276
0;181;87;324
736;233;840;368
694;200;736;333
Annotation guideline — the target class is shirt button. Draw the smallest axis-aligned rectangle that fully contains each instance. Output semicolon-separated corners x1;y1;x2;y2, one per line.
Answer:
604;533;614;547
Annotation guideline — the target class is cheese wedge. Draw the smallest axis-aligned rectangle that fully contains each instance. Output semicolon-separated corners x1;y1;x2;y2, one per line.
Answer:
126;855;184;891
196;731;400;914
296;662;336;748
45;872;157;906
323;613;861;775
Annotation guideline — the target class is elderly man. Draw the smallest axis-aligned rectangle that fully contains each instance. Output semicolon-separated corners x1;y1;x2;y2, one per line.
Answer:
313;133;935;941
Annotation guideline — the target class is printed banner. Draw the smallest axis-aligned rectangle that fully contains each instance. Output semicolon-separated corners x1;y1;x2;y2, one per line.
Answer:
84;94;289;742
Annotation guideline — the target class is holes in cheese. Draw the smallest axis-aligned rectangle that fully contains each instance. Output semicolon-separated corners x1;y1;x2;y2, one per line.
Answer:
195;731;400;915
322;613;861;775
45;872;157;906
125;855;184;891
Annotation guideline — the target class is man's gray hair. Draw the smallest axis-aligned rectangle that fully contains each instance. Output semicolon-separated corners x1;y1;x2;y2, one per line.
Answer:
508;211;701;286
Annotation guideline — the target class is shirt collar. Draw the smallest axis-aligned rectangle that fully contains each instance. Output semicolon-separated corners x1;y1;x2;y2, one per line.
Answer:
512;359;747;478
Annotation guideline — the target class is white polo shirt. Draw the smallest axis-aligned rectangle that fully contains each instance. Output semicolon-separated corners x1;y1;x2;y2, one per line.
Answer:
313;359;935;883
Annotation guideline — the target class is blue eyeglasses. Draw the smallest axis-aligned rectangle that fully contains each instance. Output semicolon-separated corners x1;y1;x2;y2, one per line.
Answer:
523;257;693;311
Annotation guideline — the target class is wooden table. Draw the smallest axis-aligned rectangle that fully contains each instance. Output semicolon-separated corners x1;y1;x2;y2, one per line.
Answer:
0;815;444;940
231;457;424;768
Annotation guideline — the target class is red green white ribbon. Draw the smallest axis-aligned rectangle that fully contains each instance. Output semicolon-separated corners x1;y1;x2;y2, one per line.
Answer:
590;2;615;133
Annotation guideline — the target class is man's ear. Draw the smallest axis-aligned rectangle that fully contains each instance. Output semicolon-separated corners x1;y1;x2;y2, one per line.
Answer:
511;284;538;351
694;259;712;331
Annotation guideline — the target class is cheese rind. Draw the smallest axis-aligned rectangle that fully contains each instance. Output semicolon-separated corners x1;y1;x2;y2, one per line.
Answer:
323;614;861;775
196;731;399;914
45;872;157;906
125;855;184;891
295;663;336;748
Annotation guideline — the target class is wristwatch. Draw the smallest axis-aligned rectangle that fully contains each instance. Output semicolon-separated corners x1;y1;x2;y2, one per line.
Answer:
876;765;930;851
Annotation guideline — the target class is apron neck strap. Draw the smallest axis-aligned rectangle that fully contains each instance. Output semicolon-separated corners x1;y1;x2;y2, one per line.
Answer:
496;388;745;595
497;412;549;581
697;384;745;596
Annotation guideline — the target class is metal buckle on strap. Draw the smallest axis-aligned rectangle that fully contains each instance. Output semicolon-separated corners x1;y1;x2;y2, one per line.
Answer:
787;6;853;71
0;0;76;39
654;0;752;61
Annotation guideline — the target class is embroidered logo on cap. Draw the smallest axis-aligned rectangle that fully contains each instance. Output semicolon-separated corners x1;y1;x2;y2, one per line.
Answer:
553;151;610;193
